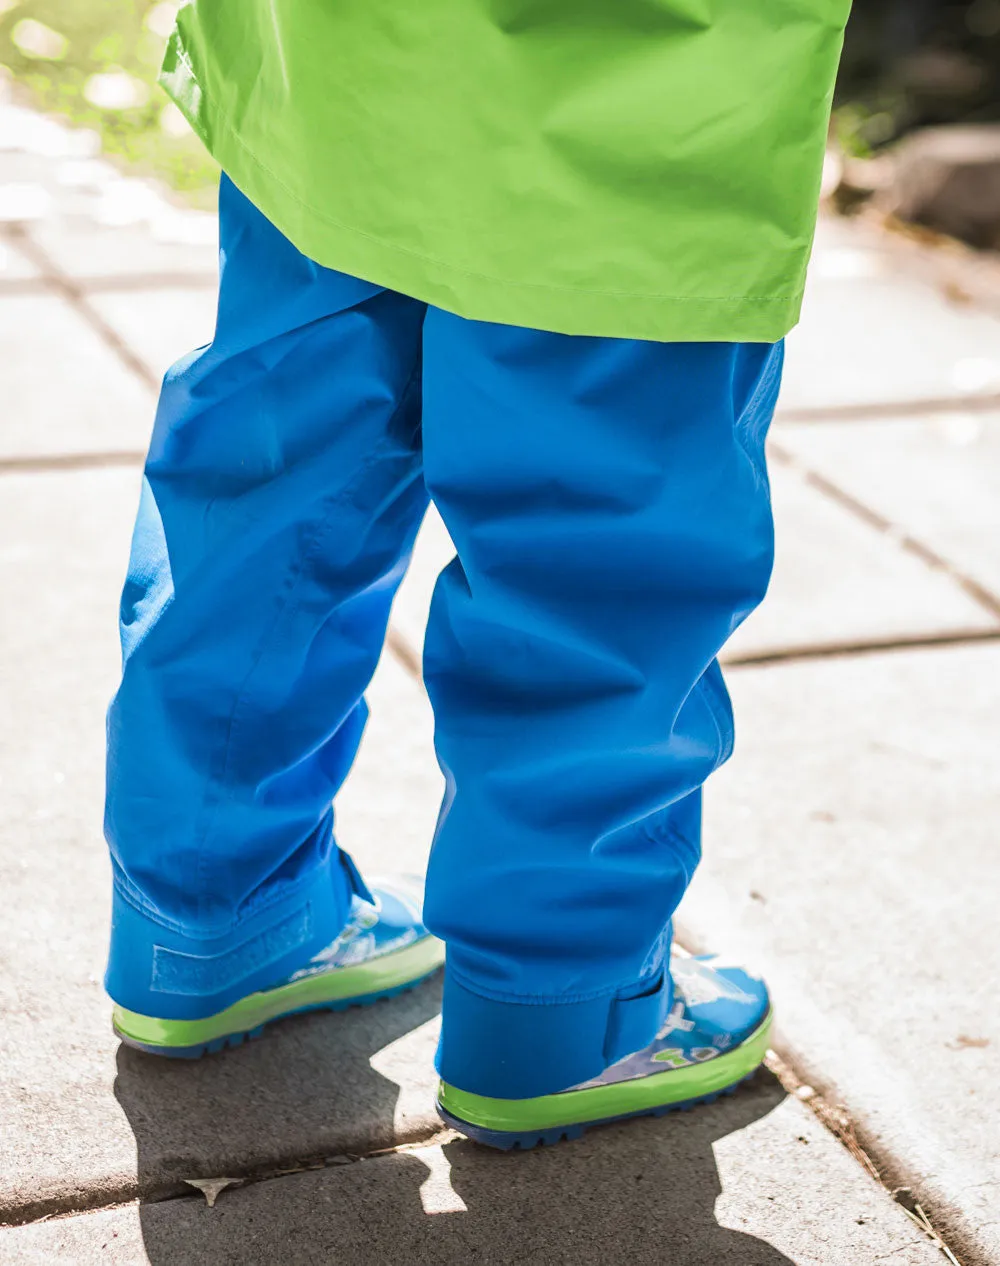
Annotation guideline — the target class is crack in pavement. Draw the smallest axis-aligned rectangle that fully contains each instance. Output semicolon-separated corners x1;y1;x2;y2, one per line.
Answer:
0;270;216;299
777;391;1000;425
385;621;1000;688
0;450;146;475
0;1127;458;1229
769;441;1000;621
722;626;1000;670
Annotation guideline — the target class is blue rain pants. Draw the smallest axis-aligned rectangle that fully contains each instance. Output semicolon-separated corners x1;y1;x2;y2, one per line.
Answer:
105;176;782;1099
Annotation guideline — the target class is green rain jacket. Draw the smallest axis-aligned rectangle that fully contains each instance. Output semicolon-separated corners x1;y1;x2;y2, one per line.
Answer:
162;1;851;343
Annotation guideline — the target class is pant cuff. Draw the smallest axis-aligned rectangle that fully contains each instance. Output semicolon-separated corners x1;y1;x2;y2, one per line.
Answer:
435;965;672;1099
105;850;360;1019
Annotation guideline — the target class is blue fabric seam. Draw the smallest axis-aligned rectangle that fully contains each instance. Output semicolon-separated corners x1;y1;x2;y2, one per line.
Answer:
697;672;734;767
662;823;700;890
739;341;785;428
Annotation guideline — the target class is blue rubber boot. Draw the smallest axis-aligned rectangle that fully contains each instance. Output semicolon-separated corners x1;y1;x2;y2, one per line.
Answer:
111;875;444;1058
437;950;771;1150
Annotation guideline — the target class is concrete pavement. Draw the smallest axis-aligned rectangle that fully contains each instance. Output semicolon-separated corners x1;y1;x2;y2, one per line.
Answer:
1;92;997;1264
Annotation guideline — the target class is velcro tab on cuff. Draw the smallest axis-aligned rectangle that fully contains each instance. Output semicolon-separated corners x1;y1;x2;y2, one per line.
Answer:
604;969;672;1066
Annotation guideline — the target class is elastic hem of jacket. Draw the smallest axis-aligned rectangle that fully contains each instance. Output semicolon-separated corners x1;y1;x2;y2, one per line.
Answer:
435;965;673;1100
159;38;803;345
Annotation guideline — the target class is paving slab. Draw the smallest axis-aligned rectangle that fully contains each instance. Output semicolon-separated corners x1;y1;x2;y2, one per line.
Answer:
0;294;153;460
0;467;443;1222
0;146;217;281
389;463;996;665
781;215;1000;415
729;461;997;657
88;287;217;386
678;642;1000;1264
29;216;218;287
1;1082;941;1266
340;654;442;881
778;409;1000;602
0;234;39;282
390;506;453;655
0;149;93;226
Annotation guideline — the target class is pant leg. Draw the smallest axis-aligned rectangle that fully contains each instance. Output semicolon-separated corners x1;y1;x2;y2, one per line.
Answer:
421;317;782;1098
105;176;428;1015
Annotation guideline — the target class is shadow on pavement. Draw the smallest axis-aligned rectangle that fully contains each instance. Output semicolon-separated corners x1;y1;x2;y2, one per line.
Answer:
113;974;444;1197
116;999;793;1266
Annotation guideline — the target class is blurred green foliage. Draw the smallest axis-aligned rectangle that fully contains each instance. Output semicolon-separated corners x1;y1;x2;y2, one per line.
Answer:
0;0;217;205
836;1;1000;154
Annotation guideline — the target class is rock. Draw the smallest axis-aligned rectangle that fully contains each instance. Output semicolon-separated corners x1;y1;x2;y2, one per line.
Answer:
886;124;1000;248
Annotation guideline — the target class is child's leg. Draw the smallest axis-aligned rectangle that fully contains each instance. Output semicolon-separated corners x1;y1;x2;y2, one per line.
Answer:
105;177;428;1018
421;317;782;1099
